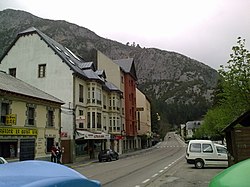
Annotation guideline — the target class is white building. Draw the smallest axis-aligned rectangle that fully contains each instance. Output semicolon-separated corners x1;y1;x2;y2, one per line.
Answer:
0;27;121;162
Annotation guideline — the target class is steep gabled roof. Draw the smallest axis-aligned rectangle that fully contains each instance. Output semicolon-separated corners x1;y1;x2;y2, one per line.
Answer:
95;70;106;79
78;62;95;71
0;27;103;83
104;81;122;94
0;71;64;104
223;111;250;132
113;58;137;80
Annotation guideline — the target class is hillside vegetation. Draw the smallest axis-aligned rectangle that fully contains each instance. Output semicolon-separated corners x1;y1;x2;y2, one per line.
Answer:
0;9;219;127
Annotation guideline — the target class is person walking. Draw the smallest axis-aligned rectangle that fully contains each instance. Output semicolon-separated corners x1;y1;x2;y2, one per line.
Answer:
55;143;62;164
51;143;57;163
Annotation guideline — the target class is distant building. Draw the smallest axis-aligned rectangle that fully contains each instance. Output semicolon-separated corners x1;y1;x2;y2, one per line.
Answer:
136;88;152;148
0;71;63;161
185;121;202;138
180;124;186;137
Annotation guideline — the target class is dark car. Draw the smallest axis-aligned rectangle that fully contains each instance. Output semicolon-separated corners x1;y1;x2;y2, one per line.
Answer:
98;149;119;162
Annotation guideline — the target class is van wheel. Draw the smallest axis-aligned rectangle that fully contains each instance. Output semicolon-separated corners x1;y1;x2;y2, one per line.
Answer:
195;159;204;169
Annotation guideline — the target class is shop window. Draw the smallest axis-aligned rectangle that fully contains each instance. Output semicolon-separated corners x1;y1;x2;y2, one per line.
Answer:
79;123;84;128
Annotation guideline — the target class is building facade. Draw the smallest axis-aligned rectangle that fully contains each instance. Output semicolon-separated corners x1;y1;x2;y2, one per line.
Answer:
92;50;125;153
0;27;127;162
136;88;152;148
0;71;63;161
113;58;138;151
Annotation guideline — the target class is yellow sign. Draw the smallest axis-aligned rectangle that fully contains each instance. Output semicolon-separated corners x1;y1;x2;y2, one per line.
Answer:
6;114;17;125
0;127;38;136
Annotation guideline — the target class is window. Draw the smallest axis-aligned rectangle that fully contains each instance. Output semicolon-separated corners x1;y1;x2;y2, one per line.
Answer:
109;117;112;132
97;113;101;128
92;87;95;103
26;105;35;125
46;138;54;152
92;112;95;128
47;109;54;127
202;144;213;153
79;110;84;128
1;102;10;124
103;95;107;109
38;64;46;78
96;88;102;105
87;87;91;103
79;84;84;103
87;112;90;128
9;68;16;77
216;146;227;154
190;143;201;153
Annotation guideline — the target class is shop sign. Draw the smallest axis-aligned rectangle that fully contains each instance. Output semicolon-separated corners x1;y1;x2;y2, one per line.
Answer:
60;132;68;137
137;107;144;111
5;114;17;125
115;135;124;140
0;127;38;136
84;133;110;139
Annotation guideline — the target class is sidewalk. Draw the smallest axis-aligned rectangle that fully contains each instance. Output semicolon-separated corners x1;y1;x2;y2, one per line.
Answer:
65;146;155;169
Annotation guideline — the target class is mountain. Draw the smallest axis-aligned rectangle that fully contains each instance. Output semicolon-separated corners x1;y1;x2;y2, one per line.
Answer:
0;9;219;126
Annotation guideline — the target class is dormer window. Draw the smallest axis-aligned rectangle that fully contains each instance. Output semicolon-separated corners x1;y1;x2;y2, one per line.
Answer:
9;68;16;77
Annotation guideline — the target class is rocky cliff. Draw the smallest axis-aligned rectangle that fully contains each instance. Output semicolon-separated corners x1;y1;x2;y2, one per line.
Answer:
0;9;219;125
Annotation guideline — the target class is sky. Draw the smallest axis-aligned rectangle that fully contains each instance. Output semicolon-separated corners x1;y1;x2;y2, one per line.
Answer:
0;0;250;70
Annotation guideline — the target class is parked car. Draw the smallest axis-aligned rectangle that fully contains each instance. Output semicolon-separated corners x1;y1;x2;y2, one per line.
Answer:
186;139;228;169
98;149;119;162
209;158;250;187
0;157;8;164
0;160;101;187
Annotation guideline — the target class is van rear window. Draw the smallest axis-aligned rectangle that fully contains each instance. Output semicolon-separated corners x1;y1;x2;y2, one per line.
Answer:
190;143;201;152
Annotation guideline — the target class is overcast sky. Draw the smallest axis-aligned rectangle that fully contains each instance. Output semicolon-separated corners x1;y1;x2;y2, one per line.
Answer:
0;0;250;70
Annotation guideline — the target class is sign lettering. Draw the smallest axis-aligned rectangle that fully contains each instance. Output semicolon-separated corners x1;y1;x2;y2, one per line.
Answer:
0;127;38;136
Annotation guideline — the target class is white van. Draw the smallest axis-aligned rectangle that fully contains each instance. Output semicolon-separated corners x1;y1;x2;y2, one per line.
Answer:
186;140;228;169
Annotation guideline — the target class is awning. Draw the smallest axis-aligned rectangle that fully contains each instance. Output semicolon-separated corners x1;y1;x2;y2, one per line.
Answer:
76;130;110;140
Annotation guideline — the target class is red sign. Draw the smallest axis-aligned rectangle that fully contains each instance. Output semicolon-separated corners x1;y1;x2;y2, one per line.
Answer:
115;135;124;140
60;132;68;137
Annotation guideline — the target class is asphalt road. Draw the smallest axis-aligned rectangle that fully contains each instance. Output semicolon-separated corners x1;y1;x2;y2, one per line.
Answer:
74;133;225;187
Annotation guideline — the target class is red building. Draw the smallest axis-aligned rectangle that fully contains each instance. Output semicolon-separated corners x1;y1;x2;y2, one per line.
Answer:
114;58;138;149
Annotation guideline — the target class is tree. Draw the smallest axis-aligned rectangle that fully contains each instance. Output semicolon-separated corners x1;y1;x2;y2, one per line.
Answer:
219;37;250;110
196;37;250;139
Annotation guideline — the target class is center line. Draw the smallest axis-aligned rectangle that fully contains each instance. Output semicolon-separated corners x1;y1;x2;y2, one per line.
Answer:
152;173;158;178
142;179;150;184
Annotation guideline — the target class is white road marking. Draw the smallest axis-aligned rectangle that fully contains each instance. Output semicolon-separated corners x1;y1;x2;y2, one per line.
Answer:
164;166;168;169
152;173;159;178
142;179;150;184
159;170;164;173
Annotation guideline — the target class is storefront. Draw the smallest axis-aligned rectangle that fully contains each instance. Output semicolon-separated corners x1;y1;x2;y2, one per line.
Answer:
0;127;37;161
75;130;110;159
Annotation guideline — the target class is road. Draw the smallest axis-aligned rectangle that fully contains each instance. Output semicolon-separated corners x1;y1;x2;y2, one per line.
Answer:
74;132;224;187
